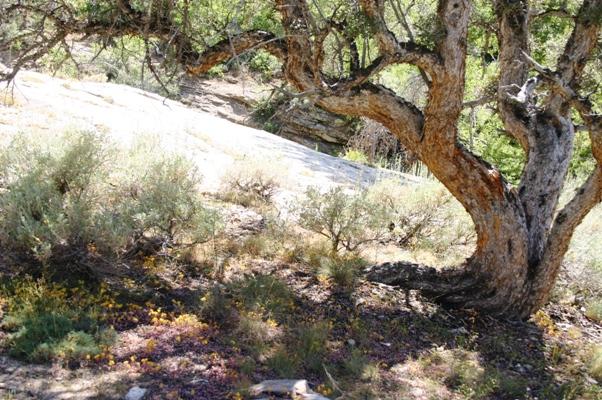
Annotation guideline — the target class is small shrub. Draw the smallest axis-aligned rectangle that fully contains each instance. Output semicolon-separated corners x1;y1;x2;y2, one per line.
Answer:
296;186;393;253
316;255;366;293
221;158;283;207
1;279;113;362
0;131;110;263
235;275;294;321
120;156;221;251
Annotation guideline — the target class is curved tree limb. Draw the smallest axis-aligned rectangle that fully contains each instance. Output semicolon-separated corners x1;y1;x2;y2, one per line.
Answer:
494;0;531;151
185;31;287;75
360;0;442;79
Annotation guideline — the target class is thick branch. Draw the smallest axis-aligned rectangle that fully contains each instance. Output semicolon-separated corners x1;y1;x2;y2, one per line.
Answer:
359;0;442;78
528;8;574;22
555;0;601;89
186;31;286;75
494;0;531;151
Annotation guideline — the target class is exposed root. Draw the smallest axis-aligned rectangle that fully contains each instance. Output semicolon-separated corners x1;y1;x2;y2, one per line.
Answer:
364;261;486;307
364;261;533;318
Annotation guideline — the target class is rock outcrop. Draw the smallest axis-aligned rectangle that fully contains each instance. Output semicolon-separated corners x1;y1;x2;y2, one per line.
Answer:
180;74;357;154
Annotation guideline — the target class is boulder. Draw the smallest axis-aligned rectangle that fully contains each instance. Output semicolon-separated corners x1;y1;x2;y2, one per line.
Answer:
180;75;356;154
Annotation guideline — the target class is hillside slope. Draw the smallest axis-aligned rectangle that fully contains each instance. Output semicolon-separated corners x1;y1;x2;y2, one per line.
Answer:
0;69;419;198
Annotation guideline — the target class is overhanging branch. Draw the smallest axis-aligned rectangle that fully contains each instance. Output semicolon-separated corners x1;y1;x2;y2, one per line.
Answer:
359;0;442;78
185;31;287;75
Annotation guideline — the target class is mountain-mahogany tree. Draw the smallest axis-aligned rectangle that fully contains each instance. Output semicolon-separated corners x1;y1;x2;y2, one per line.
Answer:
1;0;600;318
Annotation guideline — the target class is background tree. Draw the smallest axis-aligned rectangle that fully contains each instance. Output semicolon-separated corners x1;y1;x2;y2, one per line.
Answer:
1;0;600;318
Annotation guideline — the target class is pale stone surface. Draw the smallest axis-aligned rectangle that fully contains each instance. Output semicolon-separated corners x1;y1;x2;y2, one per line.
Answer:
0;68;419;209
124;386;147;400
249;379;330;400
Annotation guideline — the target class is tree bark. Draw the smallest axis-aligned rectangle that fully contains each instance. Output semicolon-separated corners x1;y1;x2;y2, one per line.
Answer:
4;0;601;318
189;0;602;318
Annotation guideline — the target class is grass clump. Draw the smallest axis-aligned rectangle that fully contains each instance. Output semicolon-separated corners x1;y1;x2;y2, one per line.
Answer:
1;278;114;363
267;346;299;378
199;286;234;326
587;346;602;381
410;347;530;399
295;321;330;374
235;275;294;321
315;255;366;293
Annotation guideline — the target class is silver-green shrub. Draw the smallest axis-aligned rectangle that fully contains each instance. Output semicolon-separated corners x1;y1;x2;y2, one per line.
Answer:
0;131;219;268
296;185;393;253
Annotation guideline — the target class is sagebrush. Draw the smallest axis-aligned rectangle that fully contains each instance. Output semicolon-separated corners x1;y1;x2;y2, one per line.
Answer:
0;131;220;273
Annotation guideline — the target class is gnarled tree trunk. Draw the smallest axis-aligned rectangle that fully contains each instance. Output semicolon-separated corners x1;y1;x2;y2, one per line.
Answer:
2;0;601;318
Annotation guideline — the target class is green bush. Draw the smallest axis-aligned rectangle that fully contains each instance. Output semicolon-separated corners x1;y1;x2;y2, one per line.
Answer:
342;149;371;165
296;186;392;253
0;131;220;271
1;279;114;362
248;50;281;80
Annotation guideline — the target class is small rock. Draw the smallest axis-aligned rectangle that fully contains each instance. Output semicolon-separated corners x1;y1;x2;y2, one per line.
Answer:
125;386;147;400
249;379;330;400
347;339;356;346
585;376;598;385
451;327;469;335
